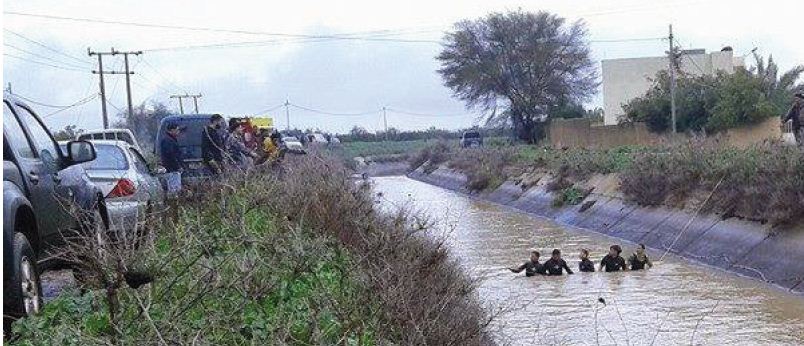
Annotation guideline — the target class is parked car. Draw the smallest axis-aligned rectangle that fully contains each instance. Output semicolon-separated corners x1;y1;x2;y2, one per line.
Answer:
61;140;164;234
281;136;306;154
3;93;106;328
306;133;328;146
154;114;215;179
77;128;141;151
460;131;483;148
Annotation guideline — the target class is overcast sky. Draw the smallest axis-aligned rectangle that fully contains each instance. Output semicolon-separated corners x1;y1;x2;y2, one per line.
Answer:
3;0;802;134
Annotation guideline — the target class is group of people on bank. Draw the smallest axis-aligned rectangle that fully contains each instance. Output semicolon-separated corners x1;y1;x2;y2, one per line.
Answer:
159;114;285;179
510;244;653;277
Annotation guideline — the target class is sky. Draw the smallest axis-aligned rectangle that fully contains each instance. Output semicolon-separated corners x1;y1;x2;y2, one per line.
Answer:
3;0;803;134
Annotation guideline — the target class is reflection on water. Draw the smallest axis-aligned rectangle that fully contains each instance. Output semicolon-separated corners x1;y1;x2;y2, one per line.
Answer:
373;176;804;346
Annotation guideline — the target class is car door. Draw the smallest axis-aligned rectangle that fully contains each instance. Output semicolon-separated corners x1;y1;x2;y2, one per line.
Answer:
3;102;67;250
128;147;163;210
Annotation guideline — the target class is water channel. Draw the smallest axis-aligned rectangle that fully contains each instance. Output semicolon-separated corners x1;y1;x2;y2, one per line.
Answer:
373;176;804;346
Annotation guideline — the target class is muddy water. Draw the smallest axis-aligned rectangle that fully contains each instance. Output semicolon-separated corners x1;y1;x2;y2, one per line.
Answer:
373;176;804;346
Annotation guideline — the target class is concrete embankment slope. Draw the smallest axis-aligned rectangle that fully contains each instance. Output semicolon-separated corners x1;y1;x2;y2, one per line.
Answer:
406;166;804;295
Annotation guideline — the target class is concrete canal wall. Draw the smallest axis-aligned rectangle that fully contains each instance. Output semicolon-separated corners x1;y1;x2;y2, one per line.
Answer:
404;165;804;295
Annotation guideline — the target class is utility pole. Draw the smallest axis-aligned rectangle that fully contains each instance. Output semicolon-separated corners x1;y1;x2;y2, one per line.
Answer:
668;24;678;134
89;48;138;129
169;93;202;114
382;106;388;141
190;94;201;113
170;94;185;114
112;49;142;121
284;99;290;131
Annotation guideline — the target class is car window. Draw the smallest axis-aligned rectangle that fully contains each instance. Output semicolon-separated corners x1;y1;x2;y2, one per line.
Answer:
14;104;60;171
84;144;129;170
128;148;150;174
464;132;480;139
92;133;103;140
117;131;134;145
4;102;36;159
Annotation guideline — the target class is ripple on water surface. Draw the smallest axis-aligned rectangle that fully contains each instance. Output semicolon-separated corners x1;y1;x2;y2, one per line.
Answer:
373;176;804;346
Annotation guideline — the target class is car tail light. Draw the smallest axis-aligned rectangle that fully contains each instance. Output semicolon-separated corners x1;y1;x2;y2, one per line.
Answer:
108;178;136;198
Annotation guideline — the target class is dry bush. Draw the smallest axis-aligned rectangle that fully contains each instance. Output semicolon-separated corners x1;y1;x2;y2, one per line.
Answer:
272;154;495;344
409;140;453;173
620;140;804;225
447;147;518;192
13;155;495;345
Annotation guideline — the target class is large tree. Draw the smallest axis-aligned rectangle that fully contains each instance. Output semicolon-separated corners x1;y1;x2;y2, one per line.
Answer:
437;10;598;143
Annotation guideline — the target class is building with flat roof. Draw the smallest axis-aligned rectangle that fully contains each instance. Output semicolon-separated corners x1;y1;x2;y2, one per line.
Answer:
601;48;744;125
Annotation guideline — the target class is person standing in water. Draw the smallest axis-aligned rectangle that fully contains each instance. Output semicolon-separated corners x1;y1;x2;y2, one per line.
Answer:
510;251;544;277
542;249;574;275
628;244;653;270
599;245;628;272
578;249;595;272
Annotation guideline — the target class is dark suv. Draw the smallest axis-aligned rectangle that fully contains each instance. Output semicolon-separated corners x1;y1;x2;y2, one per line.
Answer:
3;93;107;330
460;130;483;148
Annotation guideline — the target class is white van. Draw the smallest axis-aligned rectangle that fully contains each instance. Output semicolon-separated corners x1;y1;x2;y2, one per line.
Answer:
77;128;141;151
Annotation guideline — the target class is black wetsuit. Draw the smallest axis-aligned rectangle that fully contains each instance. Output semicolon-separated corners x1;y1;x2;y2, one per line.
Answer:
579;259;595;272
542;258;574;275
600;255;627;272
512;260;544;277
628;253;652;270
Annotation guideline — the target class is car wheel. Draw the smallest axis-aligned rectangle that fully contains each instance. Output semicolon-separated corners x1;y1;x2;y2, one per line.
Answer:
5;233;42;327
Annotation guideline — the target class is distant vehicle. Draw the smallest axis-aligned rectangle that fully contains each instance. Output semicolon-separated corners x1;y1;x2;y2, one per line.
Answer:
4;93;106;327
330;136;341;145
460;131;483;148
61;140;164;234
306;133;328;145
77;128;141;151
154;114;215;179
281;136;306;154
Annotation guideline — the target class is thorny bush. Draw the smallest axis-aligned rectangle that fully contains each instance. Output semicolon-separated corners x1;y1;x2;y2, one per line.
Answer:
11;154;495;345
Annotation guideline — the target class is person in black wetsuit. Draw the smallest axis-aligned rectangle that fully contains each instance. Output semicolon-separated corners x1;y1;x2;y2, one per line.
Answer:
510;251;544;277
578;248;595;272
599;245;628;272
543;249;574;275
628;243;653;270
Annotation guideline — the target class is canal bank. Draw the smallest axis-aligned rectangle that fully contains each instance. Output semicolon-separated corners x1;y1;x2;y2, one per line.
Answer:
373;175;804;345
370;163;804;295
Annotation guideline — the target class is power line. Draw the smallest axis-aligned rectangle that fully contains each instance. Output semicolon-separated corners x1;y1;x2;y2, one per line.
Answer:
4;43;90;69
42;93;99;118
289;103;380;116
140;28;444;52
4;11;440;44
253;103;286;114
385;107;468;117
140;57;187;93
4;53;87;72
3;28;90;65
589;37;666;43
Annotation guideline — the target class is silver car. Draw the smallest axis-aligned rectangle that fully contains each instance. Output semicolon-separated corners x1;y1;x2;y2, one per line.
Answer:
61;140;164;233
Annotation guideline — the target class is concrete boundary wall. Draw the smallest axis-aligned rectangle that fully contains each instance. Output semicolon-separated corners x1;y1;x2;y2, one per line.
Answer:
406;166;804;295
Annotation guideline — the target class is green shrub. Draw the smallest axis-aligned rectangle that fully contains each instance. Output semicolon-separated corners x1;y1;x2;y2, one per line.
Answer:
551;186;587;208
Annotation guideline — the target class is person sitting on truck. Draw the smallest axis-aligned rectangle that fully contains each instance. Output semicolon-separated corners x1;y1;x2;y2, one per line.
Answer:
578;249;595;272
628;244;653;270
256;130;282;165
542;249;574;275
201;114;226;174
599;245;628;272
226;119;258;169
510;251;544;277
